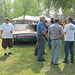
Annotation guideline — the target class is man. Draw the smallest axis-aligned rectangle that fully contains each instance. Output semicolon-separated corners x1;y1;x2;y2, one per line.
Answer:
13;21;16;27
63;20;67;29
62;17;75;63
34;21;47;56
48;20;54;49
0;17;14;56
37;16;47;61
48;19;64;65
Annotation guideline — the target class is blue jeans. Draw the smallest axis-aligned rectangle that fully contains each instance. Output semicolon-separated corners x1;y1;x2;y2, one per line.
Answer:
37;36;45;60
51;40;62;64
48;37;51;49
64;41;74;62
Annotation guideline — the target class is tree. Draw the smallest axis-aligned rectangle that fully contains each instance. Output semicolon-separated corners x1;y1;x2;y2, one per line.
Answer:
0;0;13;20
43;0;74;20
27;0;43;16
43;0;52;17
69;0;75;19
13;0;43;20
13;0;23;18
0;0;4;20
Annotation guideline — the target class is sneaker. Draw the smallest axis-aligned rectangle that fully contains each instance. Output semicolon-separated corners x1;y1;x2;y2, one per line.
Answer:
43;53;47;55
8;52;14;55
54;63;61;65
71;61;74;63
62;60;68;63
51;62;53;64
38;59;45;62
4;53;8;56
34;53;38;56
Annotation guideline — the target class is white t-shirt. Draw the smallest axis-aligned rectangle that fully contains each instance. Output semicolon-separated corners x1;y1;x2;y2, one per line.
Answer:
46;23;51;28
64;23;75;41
1;23;14;39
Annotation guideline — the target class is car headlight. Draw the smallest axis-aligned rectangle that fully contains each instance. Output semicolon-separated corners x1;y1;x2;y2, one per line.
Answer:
13;34;17;38
35;34;37;37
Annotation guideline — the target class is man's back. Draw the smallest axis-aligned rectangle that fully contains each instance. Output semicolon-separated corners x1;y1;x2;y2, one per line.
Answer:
64;23;75;41
49;23;63;39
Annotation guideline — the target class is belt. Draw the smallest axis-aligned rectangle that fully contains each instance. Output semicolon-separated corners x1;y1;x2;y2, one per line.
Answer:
52;38;61;40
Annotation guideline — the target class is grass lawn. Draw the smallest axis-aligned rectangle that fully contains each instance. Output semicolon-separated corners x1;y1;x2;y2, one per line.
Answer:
0;38;75;75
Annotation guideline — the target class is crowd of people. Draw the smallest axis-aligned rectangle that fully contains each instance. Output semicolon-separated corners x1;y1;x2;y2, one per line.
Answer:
35;16;75;65
0;16;75;65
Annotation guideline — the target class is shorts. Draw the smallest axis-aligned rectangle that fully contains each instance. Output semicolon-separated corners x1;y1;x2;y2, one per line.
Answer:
2;39;13;48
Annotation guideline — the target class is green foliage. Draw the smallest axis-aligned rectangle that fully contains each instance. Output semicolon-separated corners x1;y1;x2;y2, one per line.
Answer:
27;0;43;16
43;0;52;9
43;0;75;18
6;0;13;19
0;0;5;20
52;0;73;11
13;0;23;18
66;9;72;16
12;0;43;19
0;0;75;20
0;0;13;20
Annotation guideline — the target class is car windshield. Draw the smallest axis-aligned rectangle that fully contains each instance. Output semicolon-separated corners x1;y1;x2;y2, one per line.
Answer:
14;24;33;30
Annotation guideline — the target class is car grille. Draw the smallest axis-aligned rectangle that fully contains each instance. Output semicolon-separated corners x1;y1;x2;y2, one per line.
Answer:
17;36;35;39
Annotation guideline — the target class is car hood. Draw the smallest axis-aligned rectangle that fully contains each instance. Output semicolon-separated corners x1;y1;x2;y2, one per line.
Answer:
13;29;36;35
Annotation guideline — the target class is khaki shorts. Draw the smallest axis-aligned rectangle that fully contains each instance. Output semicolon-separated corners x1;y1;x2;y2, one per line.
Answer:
2;39;13;48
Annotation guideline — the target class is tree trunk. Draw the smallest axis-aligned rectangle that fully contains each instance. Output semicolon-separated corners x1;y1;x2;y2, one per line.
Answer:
37;0;40;15
62;10;67;21
0;1;3;20
4;0;7;17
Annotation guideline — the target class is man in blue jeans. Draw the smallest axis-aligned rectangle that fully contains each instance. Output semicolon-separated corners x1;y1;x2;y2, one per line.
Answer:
62;17;75;63
48;19;64;65
37;16;47;61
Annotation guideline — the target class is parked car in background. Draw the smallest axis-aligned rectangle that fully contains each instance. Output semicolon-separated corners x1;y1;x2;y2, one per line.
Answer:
13;24;37;44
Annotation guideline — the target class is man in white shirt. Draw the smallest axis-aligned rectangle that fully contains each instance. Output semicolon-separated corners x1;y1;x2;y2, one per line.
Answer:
0;17;14;56
62;17;75;63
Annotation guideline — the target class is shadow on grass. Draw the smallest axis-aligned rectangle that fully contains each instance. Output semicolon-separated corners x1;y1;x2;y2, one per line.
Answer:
5;53;44;74
26;61;44;73
62;63;75;75
0;56;9;61
45;64;62;75
5;61;44;74
50;64;61;71
45;63;75;75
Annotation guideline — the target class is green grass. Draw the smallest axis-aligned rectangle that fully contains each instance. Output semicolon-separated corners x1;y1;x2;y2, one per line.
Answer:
0;39;75;75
